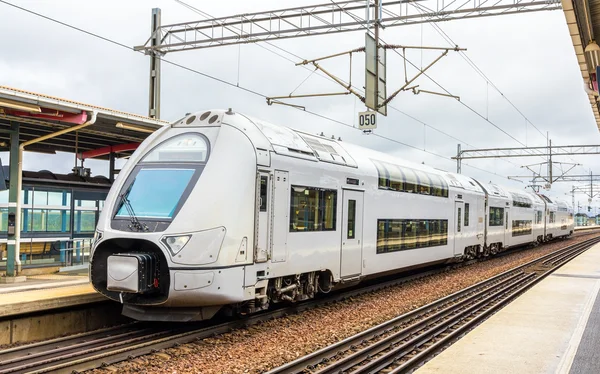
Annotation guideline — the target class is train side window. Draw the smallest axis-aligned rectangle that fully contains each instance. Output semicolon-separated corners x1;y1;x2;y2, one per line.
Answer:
489;207;504;226
347;200;356;239
289;186;337;232
457;208;462;232
259;176;268;212
377;218;448;254
512;220;532;236
388;164;405;192
402;169;419;194
373;160;391;189
372;159;449;198
464;203;470;227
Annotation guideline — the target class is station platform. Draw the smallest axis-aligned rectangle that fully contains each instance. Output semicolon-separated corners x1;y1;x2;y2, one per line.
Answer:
417;242;600;374
0;273;104;318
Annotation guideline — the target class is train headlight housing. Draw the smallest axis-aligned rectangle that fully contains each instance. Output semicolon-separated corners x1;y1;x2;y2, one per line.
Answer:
93;230;103;244
161;235;191;255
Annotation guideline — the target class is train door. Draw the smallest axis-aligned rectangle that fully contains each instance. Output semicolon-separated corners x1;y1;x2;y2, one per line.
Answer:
454;201;464;255
271;170;289;263
504;207;510;247
255;172;270;263
341;190;363;278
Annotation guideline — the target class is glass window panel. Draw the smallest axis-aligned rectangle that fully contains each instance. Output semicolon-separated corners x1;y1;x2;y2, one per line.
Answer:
429;174;447;197
32;191;48;206
512;220;532;236
464;203;470;227
416;220;429;247
290;186;337;232
64;211;71;231
373;160;390;189
347;200;356;239
402;169;418;193
77;200;97;208
47;191;64;206
46;210;64;232
377;218;448;253
457;208;462;232
0;208;7;231
322;190;336;230
0;190;8;204
116;168;195;219
377;220;388;252
388;165;405;192
489;207;504;226
414;170;432;195
77;211;96;232
373;160;448;199
259;176;268;212
31;209;46;231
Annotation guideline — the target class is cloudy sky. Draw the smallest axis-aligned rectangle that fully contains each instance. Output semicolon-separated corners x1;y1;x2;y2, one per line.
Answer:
1;0;599;213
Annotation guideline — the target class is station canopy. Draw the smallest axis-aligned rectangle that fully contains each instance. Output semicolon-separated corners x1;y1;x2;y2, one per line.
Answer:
562;0;600;130
0;86;168;159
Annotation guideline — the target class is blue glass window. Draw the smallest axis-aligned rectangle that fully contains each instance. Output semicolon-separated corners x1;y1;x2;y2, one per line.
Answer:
116;168;195;219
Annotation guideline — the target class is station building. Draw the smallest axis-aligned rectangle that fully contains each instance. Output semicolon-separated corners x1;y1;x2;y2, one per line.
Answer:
0;86;166;278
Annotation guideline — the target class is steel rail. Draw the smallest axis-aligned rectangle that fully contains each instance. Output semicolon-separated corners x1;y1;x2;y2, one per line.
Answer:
267;236;600;374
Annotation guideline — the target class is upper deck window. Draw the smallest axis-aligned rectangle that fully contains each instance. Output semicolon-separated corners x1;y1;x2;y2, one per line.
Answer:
373;160;448;198
142;133;209;163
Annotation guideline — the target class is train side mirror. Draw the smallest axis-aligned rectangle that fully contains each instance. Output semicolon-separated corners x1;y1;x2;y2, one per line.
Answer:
7;212;15;235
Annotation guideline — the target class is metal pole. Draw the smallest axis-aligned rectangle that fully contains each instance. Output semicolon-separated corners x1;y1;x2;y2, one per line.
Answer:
457;144;462;174
148;8;162;119
548;138;552;185
374;0;379;112
6;124;19;277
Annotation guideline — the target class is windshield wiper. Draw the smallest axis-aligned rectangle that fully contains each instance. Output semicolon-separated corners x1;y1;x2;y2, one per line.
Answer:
117;185;148;232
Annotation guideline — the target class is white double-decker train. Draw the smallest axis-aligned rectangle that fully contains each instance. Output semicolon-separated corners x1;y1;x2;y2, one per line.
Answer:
90;109;574;322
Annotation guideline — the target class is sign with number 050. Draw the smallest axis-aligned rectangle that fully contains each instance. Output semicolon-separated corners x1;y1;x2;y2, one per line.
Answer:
358;111;377;130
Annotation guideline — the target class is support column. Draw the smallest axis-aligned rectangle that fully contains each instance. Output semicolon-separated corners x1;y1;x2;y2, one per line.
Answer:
148;8;162;119
108;152;115;183
5;123;24;280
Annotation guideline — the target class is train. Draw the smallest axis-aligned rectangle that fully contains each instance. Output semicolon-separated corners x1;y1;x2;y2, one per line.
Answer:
90;109;574;322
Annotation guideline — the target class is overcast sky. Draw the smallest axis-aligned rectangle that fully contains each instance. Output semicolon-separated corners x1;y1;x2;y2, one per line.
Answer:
1;0;599;213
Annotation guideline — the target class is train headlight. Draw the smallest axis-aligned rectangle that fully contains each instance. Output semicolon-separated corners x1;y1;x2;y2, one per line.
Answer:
161;235;191;255
92;230;103;245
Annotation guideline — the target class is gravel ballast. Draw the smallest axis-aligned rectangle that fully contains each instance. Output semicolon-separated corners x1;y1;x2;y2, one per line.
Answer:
90;232;600;374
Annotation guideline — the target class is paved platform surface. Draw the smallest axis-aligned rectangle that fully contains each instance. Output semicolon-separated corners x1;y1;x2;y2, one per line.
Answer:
417;242;600;374
0;273;105;318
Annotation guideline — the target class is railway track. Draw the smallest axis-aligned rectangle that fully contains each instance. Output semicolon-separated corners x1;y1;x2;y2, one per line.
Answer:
267;235;600;374
1;235;597;374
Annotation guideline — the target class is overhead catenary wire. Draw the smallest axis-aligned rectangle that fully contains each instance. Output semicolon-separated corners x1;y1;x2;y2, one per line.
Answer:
173;0;481;150
409;1;585;171
0;0;508;179
175;0;515;171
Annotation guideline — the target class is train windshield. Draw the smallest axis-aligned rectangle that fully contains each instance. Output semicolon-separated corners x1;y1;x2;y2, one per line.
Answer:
116;168;195;219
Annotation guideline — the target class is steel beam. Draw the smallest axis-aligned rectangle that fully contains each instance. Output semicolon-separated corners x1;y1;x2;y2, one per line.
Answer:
454;144;600;160
135;0;561;53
